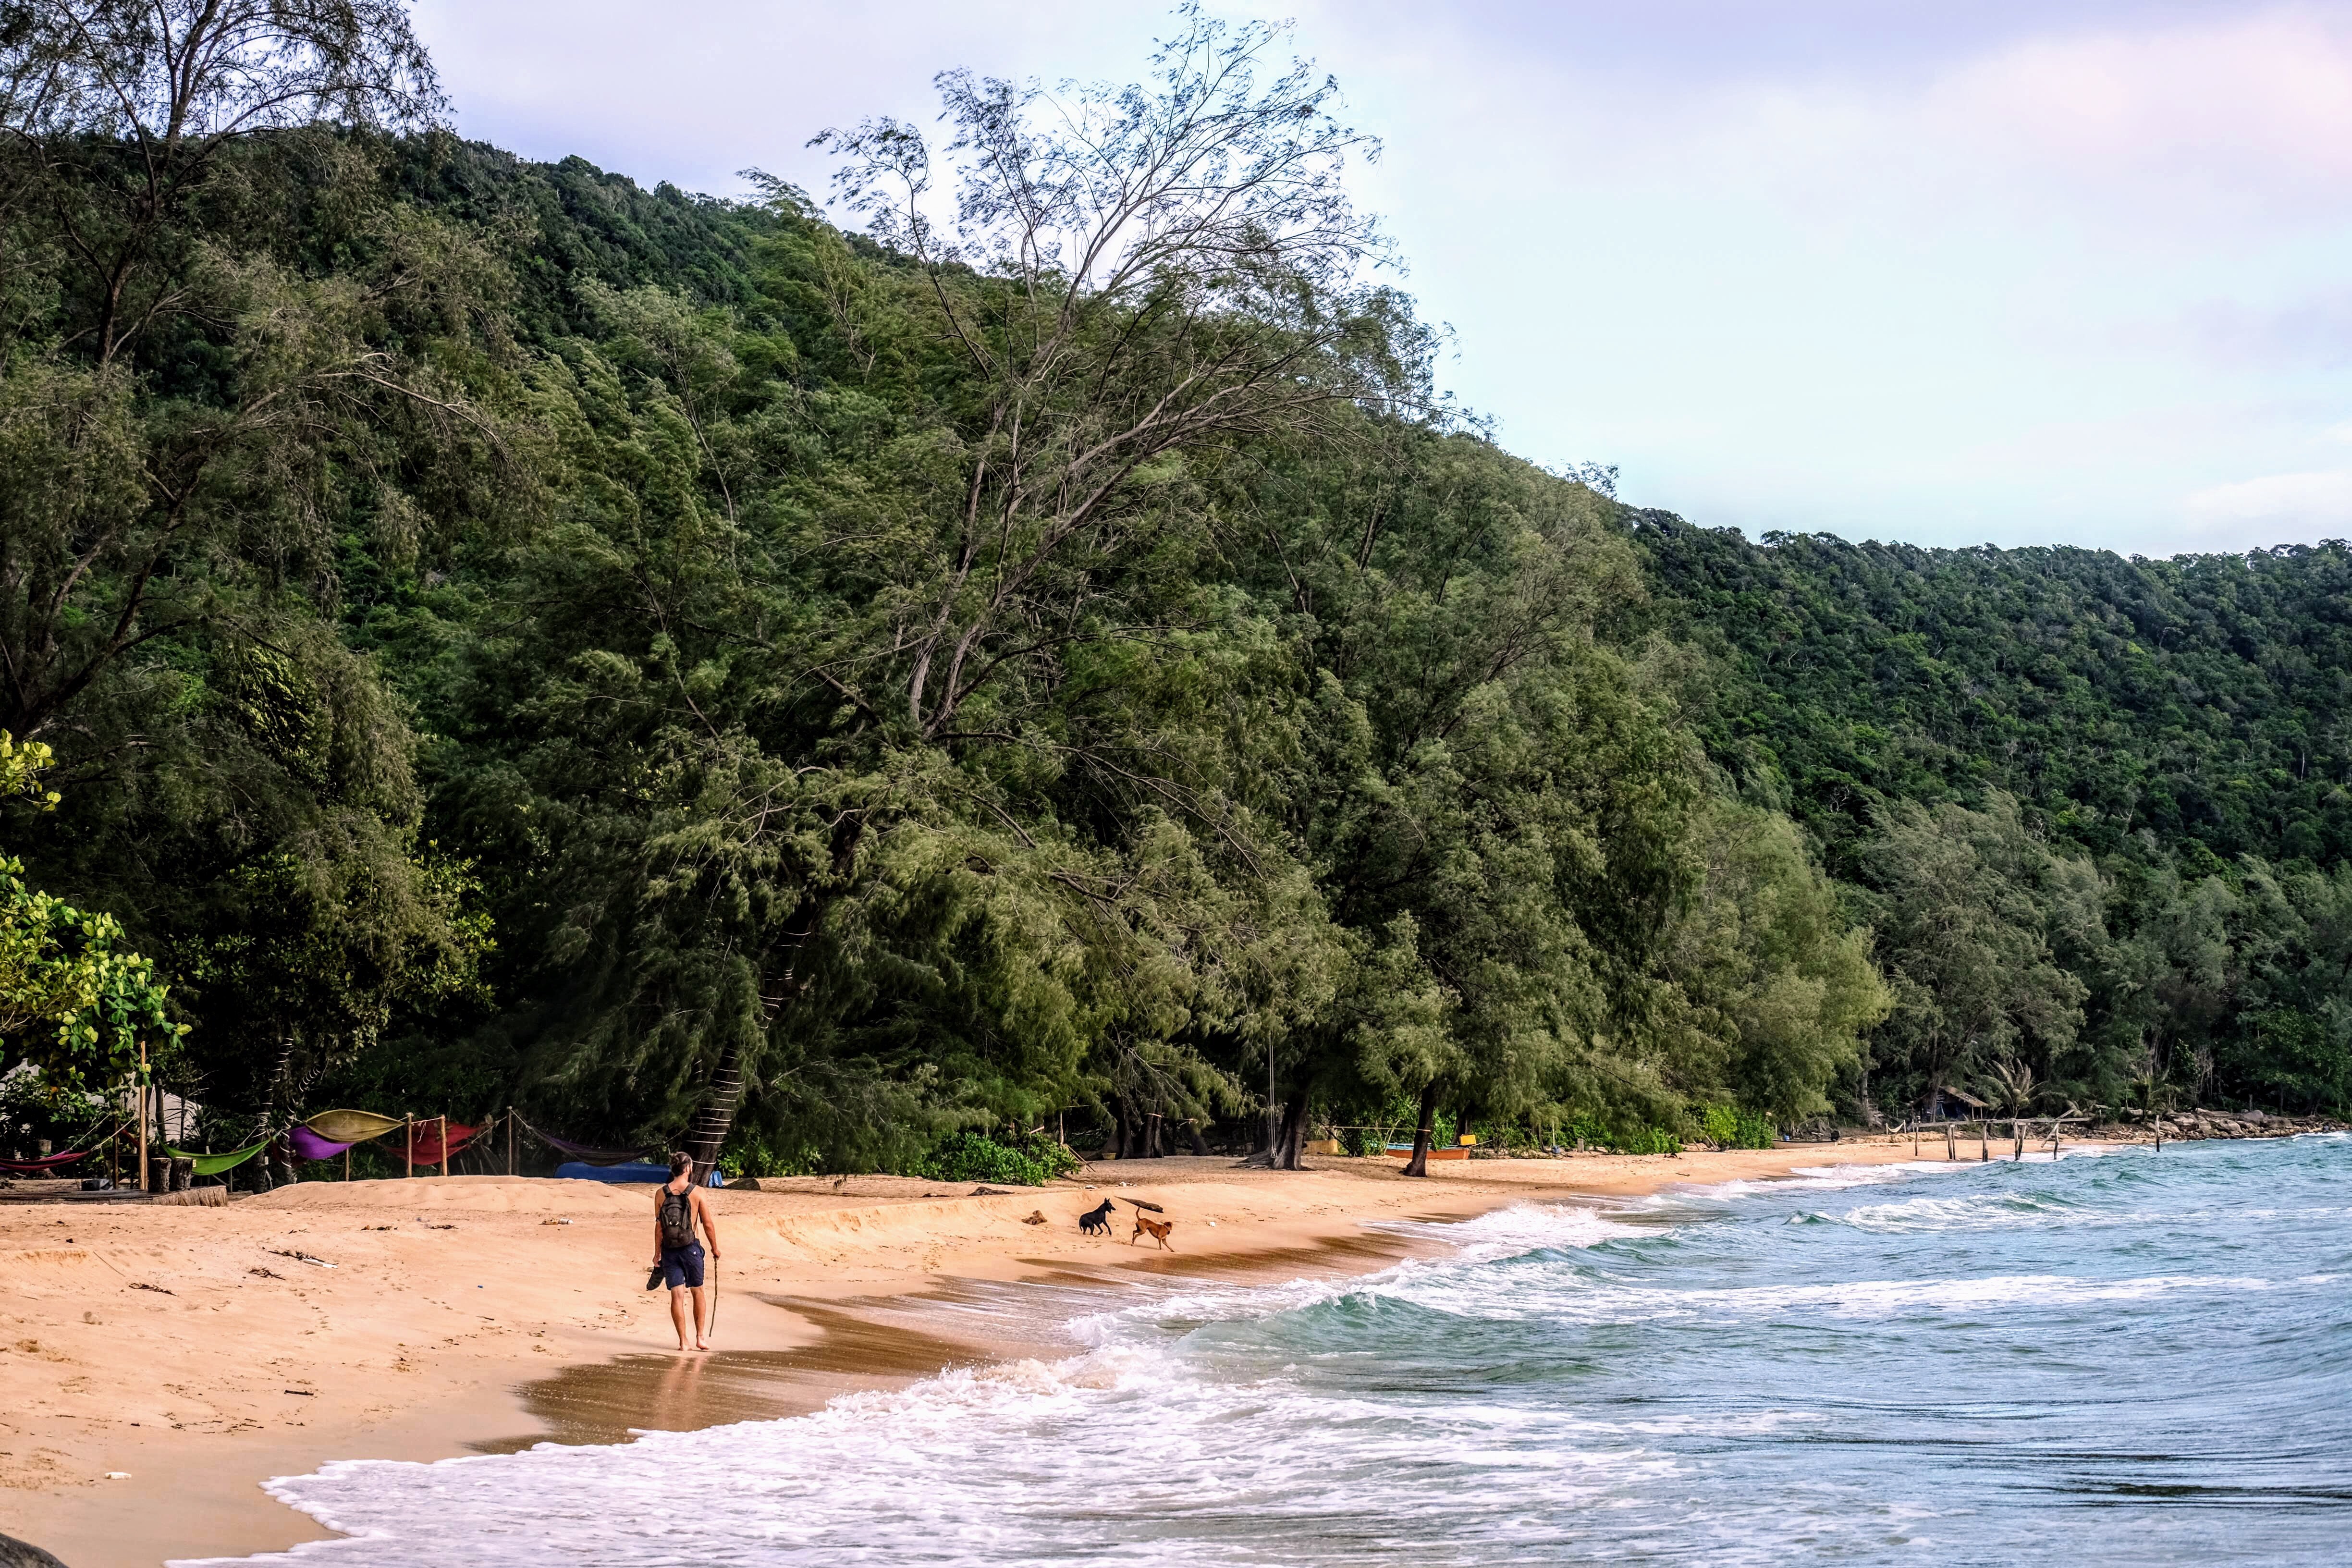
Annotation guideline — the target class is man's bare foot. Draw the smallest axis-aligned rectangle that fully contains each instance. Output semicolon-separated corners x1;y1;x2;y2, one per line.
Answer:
694;1337;711;1351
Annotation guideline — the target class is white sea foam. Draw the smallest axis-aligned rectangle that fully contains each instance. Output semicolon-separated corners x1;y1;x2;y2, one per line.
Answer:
1408;1199;1638;1261
181;1323;1676;1568
1838;1191;2086;1233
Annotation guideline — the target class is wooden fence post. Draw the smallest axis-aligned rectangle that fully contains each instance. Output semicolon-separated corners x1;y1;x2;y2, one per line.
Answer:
135;1040;149;1193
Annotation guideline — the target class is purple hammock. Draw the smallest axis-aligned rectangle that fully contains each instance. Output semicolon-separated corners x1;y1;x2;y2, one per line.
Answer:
288;1126;356;1161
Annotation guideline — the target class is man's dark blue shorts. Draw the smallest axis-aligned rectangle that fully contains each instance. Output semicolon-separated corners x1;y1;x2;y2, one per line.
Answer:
660;1241;705;1289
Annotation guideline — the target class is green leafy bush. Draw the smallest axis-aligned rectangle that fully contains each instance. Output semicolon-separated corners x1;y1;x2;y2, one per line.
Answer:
1610;1124;1684;1156
718;1131;820;1180
914;1131;1081;1187
1698;1104;1777;1150
0;1072;105;1155
1559;1111;1682;1155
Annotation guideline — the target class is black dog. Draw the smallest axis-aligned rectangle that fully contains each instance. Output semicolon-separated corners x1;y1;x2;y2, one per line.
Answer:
1078;1199;1116;1237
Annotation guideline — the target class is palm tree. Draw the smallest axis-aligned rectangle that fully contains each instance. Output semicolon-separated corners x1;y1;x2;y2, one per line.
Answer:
1979;1058;2041;1162
2126;1065;2176;1152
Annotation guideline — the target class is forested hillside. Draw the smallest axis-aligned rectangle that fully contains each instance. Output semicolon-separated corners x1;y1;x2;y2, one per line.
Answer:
1636;520;2352;1121
0;2;2341;1183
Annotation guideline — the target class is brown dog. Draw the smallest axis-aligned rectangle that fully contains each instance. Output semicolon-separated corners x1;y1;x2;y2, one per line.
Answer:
1129;1212;1174;1250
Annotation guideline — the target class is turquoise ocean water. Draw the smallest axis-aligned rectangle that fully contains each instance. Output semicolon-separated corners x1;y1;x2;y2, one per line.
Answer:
191;1135;2352;1566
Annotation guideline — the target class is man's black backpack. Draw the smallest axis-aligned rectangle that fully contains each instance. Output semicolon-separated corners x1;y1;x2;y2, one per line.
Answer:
659;1183;697;1250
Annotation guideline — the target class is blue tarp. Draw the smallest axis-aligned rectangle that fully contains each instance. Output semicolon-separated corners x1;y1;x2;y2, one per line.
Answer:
555;1161;670;1184
554;1161;723;1185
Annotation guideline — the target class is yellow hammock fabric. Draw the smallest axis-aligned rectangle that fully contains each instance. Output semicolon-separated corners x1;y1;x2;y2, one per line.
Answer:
304;1109;405;1143
163;1138;272;1176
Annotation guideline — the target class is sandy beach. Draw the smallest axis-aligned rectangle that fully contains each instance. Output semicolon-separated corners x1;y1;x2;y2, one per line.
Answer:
1;1141;1936;1567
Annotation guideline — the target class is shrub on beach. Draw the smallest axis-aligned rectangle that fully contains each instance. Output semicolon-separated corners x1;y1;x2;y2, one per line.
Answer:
914;1132;1081;1188
1698;1105;1777;1150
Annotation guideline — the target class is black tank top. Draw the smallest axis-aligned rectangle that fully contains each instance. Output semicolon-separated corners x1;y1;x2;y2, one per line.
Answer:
659;1183;697;1250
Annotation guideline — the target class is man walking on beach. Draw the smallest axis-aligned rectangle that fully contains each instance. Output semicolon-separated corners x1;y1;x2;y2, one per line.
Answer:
652;1152;721;1351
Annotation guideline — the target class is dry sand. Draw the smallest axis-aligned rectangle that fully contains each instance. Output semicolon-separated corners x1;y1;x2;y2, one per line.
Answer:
1;1139;1936;1567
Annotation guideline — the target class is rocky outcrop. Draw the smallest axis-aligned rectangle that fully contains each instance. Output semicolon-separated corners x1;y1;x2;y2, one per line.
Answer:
0;1532;69;1568
2101;1111;2345;1143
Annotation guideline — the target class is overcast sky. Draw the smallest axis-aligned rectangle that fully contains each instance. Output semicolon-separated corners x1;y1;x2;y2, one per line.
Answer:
408;0;2352;557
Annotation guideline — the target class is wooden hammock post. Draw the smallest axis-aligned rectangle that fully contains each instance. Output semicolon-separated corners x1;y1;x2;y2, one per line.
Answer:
404;1115;412;1178
135;1040;149;1193
507;1108;515;1176
344;1147;351;1184
438;1115;448;1177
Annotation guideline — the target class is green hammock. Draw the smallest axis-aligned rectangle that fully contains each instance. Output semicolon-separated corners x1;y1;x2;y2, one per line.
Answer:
162;1137;273;1176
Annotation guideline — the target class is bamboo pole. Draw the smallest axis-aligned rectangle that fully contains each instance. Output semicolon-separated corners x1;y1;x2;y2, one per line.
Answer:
136;1040;149;1192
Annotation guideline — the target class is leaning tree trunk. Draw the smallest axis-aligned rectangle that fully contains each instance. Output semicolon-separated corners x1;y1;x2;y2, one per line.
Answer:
683;821;864;1186
1186;1117;1209;1156
684;1038;745;1186
1400;1083;1439;1179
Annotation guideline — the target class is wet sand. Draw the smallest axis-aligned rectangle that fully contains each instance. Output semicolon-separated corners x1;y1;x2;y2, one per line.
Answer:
0;1141;1934;1566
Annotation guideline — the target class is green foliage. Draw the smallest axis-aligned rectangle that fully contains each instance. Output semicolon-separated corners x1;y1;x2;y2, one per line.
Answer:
1554;1110;1684;1155
0;1071;106;1152
0;740;183;1088
1635;517;2352;1116
713;1128;820;1181
1662;802;1891;1121
1609;1124;1686;1156
27;8;2352;1165
1698;1104;1776;1150
0;735;59;811
0;856;185;1090
913;1131;1081;1188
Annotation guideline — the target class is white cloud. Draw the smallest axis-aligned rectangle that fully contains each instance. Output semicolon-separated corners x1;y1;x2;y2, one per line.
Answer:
1926;13;2352;209
2184;469;2352;525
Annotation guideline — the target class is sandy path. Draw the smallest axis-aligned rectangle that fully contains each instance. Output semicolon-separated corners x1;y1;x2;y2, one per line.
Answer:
0;1140;1933;1566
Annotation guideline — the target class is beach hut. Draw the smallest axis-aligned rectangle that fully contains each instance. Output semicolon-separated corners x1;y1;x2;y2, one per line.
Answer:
1916;1084;1987;1123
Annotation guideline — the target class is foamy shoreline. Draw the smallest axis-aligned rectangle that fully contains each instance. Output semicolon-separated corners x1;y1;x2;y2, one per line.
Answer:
4;1142;1938;1567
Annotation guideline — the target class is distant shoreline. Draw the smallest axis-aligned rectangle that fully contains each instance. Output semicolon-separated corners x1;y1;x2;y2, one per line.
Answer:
1;1139;2023;1567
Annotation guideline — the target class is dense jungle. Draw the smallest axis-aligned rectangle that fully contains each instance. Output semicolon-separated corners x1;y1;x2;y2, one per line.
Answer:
4;1;2347;1181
